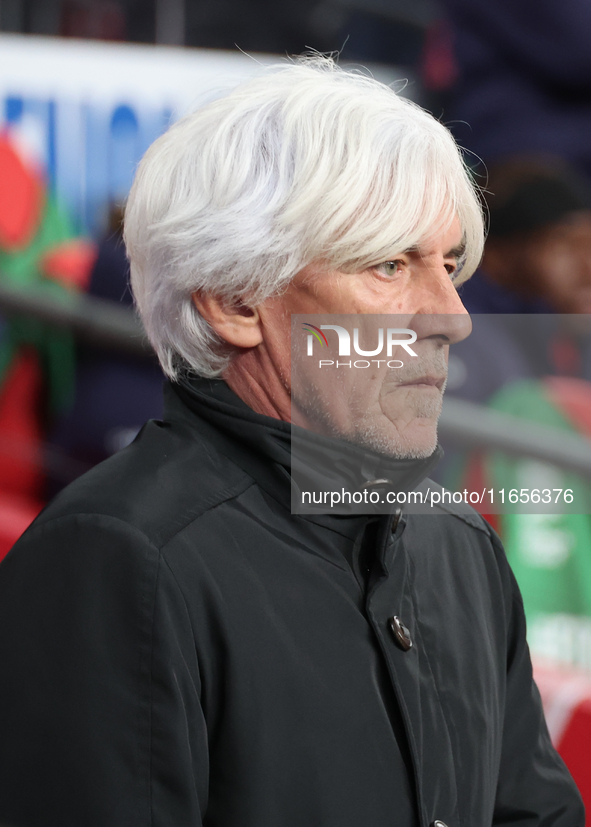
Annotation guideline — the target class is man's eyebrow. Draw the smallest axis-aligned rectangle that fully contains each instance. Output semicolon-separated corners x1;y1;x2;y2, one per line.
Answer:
401;242;467;258
446;242;466;259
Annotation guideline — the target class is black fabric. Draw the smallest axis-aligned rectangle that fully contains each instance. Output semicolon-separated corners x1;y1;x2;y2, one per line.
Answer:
0;378;584;827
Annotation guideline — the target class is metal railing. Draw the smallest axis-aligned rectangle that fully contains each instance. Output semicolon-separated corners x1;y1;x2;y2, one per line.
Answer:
0;281;151;358
440;397;591;480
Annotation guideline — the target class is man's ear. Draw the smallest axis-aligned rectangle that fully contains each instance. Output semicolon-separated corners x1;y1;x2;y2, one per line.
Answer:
192;292;264;349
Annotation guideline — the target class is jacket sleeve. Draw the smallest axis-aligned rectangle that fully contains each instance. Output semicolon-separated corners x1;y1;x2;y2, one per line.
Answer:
491;533;585;826
0;512;209;827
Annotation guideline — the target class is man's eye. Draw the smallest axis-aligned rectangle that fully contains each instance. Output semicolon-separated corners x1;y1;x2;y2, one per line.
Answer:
375;260;404;277
447;260;464;281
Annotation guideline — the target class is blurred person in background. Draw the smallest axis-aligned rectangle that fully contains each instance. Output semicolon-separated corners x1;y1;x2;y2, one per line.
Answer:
449;158;591;403
461;159;591;317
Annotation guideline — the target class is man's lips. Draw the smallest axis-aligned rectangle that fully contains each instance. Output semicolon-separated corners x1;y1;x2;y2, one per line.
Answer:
396;376;446;390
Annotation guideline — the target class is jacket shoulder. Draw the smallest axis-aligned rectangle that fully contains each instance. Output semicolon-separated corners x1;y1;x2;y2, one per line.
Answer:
31;417;254;549
405;479;514;604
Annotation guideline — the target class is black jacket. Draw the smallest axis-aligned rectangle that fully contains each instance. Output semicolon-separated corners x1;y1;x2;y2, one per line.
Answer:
0;378;584;827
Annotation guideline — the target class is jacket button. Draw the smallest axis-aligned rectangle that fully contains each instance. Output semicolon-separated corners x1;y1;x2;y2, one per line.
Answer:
389;616;413;651
430;822;449;827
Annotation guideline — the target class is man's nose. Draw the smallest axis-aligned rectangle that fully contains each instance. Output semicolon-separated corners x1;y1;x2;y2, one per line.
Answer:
409;269;473;345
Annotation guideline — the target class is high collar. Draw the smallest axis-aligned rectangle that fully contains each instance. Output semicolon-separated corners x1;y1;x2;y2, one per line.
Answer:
166;375;442;522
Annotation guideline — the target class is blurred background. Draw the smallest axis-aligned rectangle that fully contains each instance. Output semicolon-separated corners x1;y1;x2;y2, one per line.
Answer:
1;0;591;809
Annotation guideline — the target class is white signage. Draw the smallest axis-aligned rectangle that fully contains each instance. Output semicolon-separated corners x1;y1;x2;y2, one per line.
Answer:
0;34;279;233
0;35;411;236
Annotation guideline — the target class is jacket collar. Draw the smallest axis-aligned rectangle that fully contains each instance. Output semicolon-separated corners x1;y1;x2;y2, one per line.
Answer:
166;375;442;522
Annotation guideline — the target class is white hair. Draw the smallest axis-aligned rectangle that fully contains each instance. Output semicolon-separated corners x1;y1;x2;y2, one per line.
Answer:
124;56;484;379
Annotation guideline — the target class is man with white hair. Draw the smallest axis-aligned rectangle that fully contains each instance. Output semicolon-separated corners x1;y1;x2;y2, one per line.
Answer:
0;58;583;827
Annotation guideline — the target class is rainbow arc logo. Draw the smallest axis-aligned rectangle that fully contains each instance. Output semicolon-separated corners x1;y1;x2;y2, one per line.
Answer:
302;322;329;348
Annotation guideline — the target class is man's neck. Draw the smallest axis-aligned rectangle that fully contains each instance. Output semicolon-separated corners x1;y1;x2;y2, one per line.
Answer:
223;348;292;423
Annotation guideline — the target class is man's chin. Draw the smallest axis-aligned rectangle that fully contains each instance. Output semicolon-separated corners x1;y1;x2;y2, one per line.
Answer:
343;421;440;461
292;400;440;460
